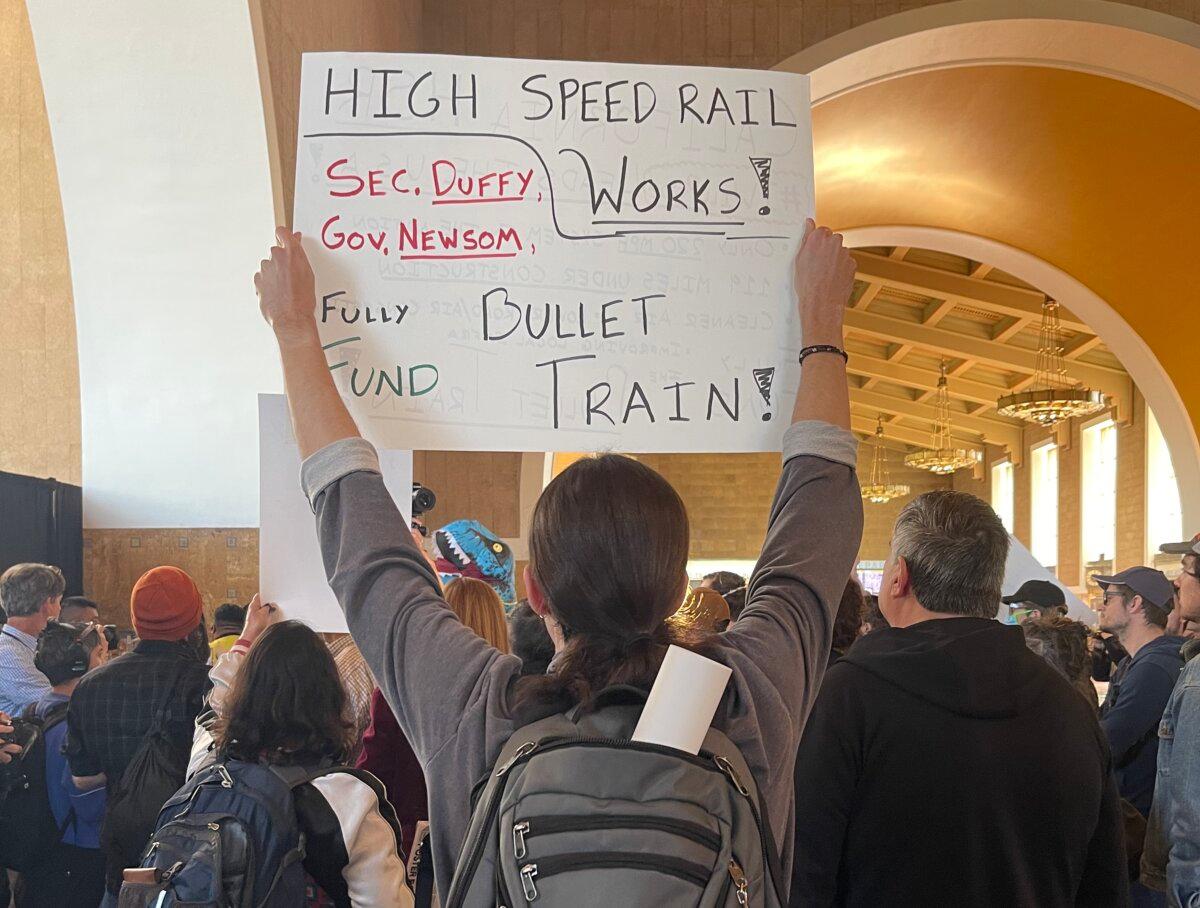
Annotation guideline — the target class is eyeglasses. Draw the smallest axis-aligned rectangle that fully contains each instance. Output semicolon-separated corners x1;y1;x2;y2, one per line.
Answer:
1180;568;1200;581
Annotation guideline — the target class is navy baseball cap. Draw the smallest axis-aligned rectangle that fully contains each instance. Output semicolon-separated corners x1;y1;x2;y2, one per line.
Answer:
1092;566;1175;609
1001;580;1066;609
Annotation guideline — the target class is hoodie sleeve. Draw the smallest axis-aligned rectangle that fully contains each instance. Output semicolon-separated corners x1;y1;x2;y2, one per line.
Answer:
789;661;864;907
1075;745;1131;907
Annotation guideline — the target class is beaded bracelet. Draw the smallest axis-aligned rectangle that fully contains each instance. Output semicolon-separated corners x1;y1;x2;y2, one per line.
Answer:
798;344;849;365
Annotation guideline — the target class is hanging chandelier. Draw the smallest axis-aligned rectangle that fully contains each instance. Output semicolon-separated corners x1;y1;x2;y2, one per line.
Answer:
904;359;982;474
996;299;1106;426
861;415;911;504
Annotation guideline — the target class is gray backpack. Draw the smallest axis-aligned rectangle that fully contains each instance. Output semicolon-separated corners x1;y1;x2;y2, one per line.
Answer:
444;686;784;908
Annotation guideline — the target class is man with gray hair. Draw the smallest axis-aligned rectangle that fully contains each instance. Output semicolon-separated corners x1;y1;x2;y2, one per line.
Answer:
791;490;1126;907
0;562;65;714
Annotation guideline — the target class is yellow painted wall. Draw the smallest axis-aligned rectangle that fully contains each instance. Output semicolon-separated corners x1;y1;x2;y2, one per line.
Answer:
1;0;80;483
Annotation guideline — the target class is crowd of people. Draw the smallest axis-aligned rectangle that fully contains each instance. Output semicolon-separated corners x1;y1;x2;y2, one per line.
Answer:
0;222;1198;906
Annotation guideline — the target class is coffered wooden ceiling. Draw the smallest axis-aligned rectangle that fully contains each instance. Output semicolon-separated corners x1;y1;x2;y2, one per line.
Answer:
846;246;1131;458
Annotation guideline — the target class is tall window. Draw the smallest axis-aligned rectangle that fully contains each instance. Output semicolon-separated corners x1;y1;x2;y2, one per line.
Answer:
1147;408;1183;564
1031;442;1059;570
1082;420;1118;565
991;460;1014;534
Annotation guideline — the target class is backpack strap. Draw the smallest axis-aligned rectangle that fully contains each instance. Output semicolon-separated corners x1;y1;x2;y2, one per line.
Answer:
40;700;70;731
147;661;190;735
566;684;649;722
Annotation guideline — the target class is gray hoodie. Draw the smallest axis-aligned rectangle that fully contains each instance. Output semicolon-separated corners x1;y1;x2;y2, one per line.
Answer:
301;420;862;899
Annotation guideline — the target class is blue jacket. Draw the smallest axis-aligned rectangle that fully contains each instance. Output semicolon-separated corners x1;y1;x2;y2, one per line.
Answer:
1100;635;1186;816
1142;652;1200;905
33;692;107;850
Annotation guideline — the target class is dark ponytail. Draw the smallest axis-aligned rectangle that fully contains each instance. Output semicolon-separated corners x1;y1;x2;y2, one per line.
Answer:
515;454;720;713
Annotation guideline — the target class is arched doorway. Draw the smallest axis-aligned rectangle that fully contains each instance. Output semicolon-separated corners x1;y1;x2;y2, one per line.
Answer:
777;0;1200;528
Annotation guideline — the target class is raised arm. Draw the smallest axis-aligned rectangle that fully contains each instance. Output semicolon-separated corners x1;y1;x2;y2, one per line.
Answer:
790;219;854;430
255;228;522;774
256;227;359;459
720;220;861;768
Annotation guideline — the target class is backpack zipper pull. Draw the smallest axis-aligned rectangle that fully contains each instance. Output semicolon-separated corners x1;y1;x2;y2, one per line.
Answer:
714;755;750;796
513;820;530;859
728;860;749;905
496;741;537;777
520;862;539;901
217;765;235;789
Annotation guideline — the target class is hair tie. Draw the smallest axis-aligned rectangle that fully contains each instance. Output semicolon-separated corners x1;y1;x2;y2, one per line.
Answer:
622;632;655;653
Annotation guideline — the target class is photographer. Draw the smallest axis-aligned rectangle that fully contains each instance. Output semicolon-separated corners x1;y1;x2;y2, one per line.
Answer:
0;564;65;715
14;621;108;907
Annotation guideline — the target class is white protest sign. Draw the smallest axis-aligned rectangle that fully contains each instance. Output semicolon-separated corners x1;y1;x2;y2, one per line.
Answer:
294;53;813;452
258;394;413;632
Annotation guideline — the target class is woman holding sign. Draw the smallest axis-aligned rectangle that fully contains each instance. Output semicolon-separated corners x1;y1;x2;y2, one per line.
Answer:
255;220;860;905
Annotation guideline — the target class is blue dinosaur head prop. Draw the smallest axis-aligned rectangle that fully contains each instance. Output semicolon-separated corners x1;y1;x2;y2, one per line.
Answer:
434;519;516;606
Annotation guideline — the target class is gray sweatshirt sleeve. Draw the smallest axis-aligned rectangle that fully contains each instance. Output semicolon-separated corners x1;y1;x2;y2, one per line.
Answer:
718;421;863;795
302;438;523;774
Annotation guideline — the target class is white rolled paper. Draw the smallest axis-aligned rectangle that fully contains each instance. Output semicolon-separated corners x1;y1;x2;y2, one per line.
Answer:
632;645;733;755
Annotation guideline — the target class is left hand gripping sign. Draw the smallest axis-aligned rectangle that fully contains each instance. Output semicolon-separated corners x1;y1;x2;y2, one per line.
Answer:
294;53;815;453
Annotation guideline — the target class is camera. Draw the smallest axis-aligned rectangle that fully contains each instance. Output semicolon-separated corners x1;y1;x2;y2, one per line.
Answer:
0;717;38;796
412;482;437;517
103;624;119;652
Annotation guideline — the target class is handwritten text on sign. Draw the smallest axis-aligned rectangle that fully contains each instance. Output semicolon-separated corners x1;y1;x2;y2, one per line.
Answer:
294;53;813;452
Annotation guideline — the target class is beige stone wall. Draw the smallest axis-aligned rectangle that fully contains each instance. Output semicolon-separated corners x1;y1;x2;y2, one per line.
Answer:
640;442;950;562
83;529;259;629
0;0;81;484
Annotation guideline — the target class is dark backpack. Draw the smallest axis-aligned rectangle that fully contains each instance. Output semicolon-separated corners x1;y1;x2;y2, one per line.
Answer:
101;666;193;893
118;759;396;908
445;686;785;908
0;701;70;873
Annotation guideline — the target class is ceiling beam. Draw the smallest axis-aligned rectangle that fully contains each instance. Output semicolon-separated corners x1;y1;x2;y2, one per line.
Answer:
851;250;1089;332
922;299;957;326
853;282;882;310
844;309;1130;408
992;316;1030;343
948;358;977;376
1064;334;1104;360
846;355;1008;407
851;388;1023;453
970;262;994;279
887;343;913;361
890;246;910;260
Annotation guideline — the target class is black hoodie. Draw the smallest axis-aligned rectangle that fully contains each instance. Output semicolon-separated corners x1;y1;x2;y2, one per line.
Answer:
790;617;1128;907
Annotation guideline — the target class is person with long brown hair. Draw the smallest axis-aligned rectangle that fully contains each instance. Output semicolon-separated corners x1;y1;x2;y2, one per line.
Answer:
254;220;862;899
189;599;411;907
444;577;509;652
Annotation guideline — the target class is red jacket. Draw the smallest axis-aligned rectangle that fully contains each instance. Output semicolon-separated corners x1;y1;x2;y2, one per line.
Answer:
356;688;429;856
